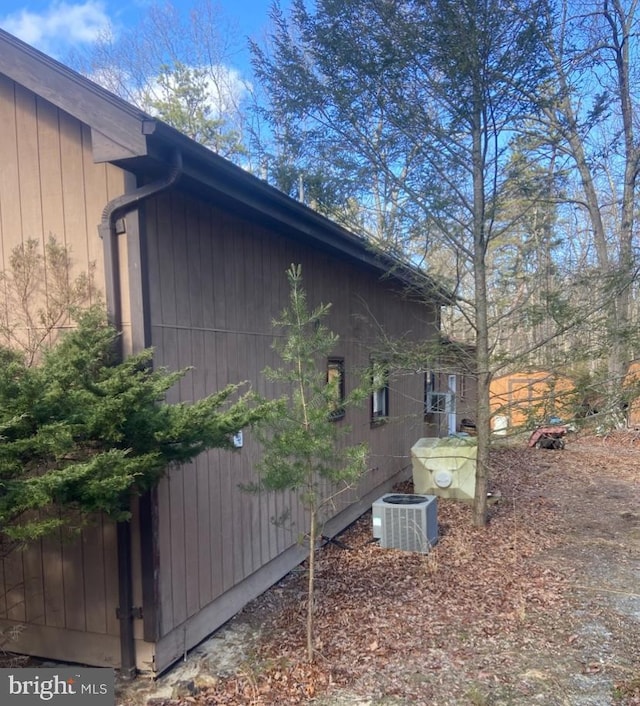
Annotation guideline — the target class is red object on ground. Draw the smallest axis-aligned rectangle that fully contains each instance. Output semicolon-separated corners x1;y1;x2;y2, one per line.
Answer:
528;426;567;449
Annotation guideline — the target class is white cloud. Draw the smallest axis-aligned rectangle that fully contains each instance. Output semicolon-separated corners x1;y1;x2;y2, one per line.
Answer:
1;1;111;55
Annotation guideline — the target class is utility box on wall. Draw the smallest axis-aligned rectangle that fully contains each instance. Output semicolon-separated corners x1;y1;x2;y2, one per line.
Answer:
411;437;478;501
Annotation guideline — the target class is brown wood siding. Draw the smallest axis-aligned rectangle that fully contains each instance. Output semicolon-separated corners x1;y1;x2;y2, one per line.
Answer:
0;78;123;312
0;79;127;664
145;189;438;658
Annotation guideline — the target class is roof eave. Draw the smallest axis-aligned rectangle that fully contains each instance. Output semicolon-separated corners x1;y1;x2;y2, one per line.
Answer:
0;27;451;303
0;29;150;159
145;123;451;302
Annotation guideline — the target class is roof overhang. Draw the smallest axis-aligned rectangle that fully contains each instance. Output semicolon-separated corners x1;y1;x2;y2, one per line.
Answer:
0;30;150;160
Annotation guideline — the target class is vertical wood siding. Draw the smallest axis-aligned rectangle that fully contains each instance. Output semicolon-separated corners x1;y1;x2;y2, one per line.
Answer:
0;81;126;663
145;188;439;656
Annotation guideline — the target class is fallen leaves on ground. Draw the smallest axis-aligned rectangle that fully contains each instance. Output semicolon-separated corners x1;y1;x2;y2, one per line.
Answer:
149;436;639;705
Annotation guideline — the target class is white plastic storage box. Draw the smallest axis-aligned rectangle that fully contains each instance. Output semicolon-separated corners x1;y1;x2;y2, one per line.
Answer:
411;436;478;501
372;493;438;553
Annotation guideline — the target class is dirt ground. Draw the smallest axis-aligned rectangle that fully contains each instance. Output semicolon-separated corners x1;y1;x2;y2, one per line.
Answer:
120;433;640;706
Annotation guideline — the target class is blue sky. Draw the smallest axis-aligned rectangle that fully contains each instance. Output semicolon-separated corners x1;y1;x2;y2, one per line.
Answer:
0;0;281;73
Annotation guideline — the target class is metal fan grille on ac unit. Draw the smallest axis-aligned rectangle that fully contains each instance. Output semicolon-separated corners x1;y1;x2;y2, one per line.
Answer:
384;505;430;552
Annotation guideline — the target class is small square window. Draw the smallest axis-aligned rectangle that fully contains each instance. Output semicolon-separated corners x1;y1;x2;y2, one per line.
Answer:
327;358;345;421
426;391;448;413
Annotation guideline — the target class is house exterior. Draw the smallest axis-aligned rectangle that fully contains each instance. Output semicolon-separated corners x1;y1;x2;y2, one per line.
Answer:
0;30;450;674
424;340;477;437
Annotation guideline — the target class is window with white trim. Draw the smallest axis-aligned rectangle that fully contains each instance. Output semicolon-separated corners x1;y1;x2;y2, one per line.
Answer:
371;361;389;421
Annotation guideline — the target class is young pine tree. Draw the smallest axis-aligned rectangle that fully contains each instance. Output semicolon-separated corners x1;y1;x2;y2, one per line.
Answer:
254;264;368;662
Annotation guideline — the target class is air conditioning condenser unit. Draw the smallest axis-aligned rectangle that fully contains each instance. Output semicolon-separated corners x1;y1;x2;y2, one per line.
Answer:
372;493;438;553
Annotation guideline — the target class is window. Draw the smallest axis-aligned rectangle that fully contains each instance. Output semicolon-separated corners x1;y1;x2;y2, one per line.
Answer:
426;391;449;414
327;358;345;420
371;361;389;421
424;371;436;417
425;371;453;414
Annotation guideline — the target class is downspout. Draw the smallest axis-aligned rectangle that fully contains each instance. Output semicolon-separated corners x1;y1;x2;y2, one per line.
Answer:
98;150;182;680
98;150;183;341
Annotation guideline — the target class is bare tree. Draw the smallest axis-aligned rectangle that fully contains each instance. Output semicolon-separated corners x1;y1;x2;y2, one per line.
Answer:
68;0;250;159
534;0;640;393
0;236;97;366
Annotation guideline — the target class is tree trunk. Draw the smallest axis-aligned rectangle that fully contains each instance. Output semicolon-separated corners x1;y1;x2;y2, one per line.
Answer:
306;508;316;662
473;276;492;527
606;0;638;397
471;118;490;527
